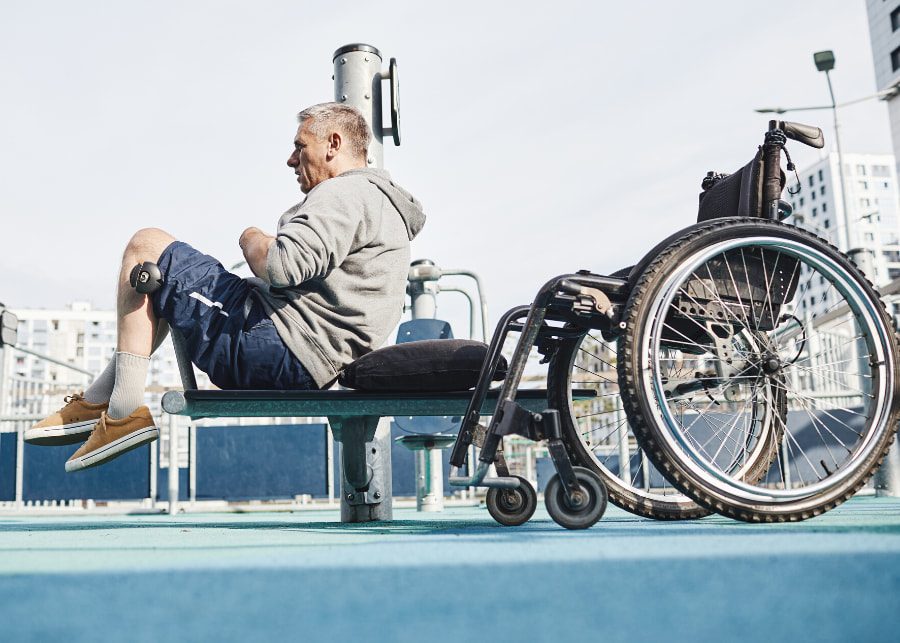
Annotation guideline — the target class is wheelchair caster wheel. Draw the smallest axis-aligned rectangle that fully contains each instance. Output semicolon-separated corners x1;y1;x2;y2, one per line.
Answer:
486;476;537;526
545;466;607;530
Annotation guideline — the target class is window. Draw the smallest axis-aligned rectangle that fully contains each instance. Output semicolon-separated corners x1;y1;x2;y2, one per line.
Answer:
800;197;805;206
893;45;900;72
861;198;871;208
873;165;890;177
892;6;900;32
884;181;890;189
824;219;831;228
820;185;826;196
808;175;814;187
812;207;818;217
818;169;824;182
856;164;867;175
859;180;869;190
822;202;827;212
811;191;816;201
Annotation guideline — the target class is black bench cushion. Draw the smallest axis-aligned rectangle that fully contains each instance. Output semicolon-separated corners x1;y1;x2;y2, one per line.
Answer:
338;340;508;392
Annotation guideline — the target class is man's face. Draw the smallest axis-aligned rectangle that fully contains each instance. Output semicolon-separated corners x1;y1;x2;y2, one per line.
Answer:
287;121;331;194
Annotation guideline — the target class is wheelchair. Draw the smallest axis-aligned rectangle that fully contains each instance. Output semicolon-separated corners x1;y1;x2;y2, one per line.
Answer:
449;120;900;529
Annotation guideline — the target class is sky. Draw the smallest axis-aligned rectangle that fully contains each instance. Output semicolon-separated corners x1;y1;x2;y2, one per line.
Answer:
0;0;893;339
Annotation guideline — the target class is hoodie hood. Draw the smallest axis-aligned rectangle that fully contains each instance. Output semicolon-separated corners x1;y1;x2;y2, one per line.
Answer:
341;168;425;240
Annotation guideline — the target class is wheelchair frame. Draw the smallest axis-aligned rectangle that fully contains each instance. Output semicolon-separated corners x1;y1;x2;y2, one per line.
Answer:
446;119;840;528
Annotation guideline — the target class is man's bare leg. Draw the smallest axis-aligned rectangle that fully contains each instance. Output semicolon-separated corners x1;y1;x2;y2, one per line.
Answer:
104;228;177;419
117;228;176;355
82;229;175;406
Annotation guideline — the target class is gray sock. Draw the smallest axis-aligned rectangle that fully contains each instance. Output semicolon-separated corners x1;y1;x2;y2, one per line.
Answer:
108;352;150;419
83;355;116;404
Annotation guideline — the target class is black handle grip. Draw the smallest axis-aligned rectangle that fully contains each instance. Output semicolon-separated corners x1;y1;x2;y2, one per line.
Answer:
389;58;400;146
558;279;582;295
779;121;825;149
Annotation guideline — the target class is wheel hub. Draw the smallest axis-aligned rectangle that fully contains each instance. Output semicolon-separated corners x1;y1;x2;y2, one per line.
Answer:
761;353;781;374
565;486;587;509
500;490;524;512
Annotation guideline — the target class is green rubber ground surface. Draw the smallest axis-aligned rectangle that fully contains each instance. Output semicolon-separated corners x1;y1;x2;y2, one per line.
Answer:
1;497;898;642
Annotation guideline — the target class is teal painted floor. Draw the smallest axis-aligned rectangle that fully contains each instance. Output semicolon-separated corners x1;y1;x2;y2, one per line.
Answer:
1;497;899;642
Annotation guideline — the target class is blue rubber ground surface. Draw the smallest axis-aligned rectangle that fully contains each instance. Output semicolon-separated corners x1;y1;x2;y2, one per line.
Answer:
1;497;898;642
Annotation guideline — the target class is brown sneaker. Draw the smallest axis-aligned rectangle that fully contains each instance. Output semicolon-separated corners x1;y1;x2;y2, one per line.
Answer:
24;393;109;446
65;407;159;473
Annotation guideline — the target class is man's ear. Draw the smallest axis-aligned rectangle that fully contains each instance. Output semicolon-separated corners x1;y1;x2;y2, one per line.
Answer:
326;131;342;160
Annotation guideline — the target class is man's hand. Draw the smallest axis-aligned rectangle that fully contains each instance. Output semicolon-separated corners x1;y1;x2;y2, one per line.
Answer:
239;227;276;281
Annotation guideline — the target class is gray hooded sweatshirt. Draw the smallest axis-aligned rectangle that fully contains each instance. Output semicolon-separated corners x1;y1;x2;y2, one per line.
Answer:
254;168;425;388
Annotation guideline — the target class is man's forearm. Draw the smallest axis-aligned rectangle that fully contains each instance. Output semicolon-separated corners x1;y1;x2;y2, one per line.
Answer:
239;228;276;281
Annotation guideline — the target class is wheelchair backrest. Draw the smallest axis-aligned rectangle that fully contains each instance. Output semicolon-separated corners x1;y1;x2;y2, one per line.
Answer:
696;148;784;222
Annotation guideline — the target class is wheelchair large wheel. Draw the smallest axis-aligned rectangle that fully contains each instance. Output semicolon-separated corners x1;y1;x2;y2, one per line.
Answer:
549;330;711;520
619;218;900;522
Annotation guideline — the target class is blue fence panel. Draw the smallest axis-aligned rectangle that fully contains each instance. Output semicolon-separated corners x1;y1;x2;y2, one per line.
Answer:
22;440;150;501
0;434;17;501
195;423;328;500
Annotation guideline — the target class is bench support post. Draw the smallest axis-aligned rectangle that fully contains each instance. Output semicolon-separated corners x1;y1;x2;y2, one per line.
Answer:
414;447;444;512
329;415;393;523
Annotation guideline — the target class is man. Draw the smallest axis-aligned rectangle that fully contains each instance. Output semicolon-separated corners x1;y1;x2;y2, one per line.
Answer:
25;102;426;472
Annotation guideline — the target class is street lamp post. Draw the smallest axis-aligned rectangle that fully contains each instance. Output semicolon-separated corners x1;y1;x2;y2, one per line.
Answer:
813;50;852;252
755;50;858;250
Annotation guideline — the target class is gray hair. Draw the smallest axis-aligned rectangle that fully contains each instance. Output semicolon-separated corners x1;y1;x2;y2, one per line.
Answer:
297;103;371;159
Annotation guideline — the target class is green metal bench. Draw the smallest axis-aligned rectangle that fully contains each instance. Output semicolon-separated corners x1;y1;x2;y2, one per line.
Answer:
161;332;594;522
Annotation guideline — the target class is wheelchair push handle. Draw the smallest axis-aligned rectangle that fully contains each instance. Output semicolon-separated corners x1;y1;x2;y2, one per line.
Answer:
762;119;826;219
778;120;825;149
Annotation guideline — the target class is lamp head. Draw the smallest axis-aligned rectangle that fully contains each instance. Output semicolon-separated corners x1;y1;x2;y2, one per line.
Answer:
814;50;835;72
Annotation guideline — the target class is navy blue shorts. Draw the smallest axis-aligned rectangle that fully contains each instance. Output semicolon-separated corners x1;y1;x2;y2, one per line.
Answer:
151;241;316;391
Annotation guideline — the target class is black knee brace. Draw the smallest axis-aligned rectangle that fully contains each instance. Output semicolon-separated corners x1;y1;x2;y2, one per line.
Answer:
129;262;163;294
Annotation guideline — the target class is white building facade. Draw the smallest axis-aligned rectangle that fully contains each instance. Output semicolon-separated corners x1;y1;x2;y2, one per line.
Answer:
787;152;900;318
867;1;900;174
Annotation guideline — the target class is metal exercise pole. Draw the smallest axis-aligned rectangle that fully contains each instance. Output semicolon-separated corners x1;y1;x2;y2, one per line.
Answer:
405;259;444;510
332;43;398;522
408;259;440;320
333;43;400;169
